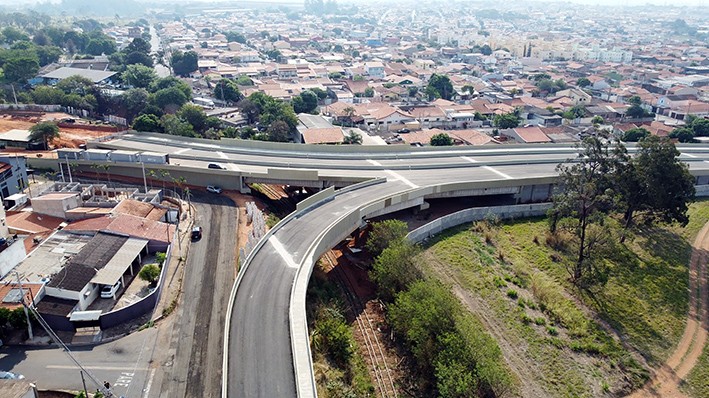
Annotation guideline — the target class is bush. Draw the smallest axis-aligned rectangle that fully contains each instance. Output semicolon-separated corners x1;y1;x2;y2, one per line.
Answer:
547;326;558;336
313;308;354;366
506;289;518;299
139;263;161;286
534;317;546;326
365;219;409;256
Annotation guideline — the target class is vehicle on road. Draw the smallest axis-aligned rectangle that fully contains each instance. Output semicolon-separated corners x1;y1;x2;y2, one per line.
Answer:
0;371;25;379
191;226;203;240
101;281;122;299
207;185;222;194
208;163;225;169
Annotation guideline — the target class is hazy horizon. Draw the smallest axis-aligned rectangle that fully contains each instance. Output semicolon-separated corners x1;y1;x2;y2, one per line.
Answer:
0;0;707;6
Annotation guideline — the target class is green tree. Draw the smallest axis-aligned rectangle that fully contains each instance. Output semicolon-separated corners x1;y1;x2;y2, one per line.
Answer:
266;120;291;142
161;114;195;137
366;219;409;256
591;115;604;125
214;78;243;103
152;86;189;112
626;104;646;119
29;121;59;150
363;87;374;98
56;75;94;95
138;263;161;286
292;90;318;113
150;76;192;98
426;74;454;100
170;50;198;76
122;88;149;121
577;77;591;87
493;113;520;129
125;37;151;56
618;135;695;230
132;114;162;132
235;75;254;86
177;104;208;133
313;308;353;366
343;130;362;145
430;133;453;146
32;85;65;104
690;118;709;137
550;137;627;289
122;64;157;89
1;52;39;83
622;127;650;142
669;127;695;143
371;241;422;302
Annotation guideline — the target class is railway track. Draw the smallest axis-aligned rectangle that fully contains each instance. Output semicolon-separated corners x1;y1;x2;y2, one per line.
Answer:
323;250;398;398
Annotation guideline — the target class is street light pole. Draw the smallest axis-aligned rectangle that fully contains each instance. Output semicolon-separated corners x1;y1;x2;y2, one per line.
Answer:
14;271;33;341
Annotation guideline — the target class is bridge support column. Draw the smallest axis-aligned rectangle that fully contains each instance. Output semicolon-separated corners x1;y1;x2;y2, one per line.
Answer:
239;176;251;194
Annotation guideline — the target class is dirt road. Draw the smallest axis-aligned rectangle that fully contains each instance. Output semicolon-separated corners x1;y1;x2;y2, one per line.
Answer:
627;221;709;398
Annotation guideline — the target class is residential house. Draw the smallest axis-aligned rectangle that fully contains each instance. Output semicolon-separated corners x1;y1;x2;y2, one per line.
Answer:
503;126;552;143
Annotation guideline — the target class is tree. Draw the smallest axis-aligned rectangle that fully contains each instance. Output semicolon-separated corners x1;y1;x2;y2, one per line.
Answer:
493;113;519;129
150;76;192;98
237;99;259;124
161;114;195;137
618;135;695;231
550;137;627;289
1;53;39;83
626;104;646;119
669;127;695;143
292;90;318;113
480;44;492;55
591;115;604;125
132;114;161;132
122;88;149;121
371;241;422;302
152;87;189;112
213;78;242;103
690;118;709;137
125;37;151;56
266;120;291;142
32;85;65;104
430;133;453;146
426;74;454;100
56;75;94;95
366;219;409;257
29;121;60;150
138;264;160;286
125;51;153;67
225;32;247;44
577;77;591;88
122;64;157;89
177;104;208;133
170;50;198;76
621;127;650;142
235;75;254;86
343;131;362;145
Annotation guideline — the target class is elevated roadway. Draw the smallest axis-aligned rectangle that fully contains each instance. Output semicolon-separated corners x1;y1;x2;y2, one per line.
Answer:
92;133;709;398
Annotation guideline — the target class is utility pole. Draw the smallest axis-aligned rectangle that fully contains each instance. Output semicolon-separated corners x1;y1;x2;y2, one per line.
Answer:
80;371;88;398
141;162;148;193
14;272;33;341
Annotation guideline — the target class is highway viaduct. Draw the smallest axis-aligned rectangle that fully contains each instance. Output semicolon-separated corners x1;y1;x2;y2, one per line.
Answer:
31;132;709;398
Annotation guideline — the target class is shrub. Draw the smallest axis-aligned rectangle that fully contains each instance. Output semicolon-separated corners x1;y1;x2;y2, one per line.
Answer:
534;317;546;326
547;326;558;336
139;263;161;286
520;314;533;324
506;289;518;299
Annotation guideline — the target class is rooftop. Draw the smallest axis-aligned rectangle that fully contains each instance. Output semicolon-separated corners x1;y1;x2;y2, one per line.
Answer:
41;67;117;83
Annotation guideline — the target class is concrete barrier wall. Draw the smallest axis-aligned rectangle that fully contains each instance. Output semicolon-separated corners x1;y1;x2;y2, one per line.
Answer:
296;186;335;212
407;203;553;243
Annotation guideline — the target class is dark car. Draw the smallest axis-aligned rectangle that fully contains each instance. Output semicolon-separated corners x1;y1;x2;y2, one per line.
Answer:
191;226;203;240
208;163;225;169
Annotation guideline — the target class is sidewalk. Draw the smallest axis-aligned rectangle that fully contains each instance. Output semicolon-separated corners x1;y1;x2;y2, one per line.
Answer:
152;199;194;321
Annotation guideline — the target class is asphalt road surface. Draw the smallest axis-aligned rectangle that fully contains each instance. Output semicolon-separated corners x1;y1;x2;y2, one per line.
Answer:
0;327;158;397
155;192;237;398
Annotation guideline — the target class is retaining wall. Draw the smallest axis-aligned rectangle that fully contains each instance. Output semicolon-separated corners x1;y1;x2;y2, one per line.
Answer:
407;203;553;243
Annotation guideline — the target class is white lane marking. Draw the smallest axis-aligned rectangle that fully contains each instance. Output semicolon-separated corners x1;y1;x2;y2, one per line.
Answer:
385;170;419;188
228;163;241;172
217;151;228;159
460;156;477;163
173;148;190;154
142;369;156;398
367;159;418;188
684;153;697;158
269;236;299;269
483;166;513;179
46;365;150;371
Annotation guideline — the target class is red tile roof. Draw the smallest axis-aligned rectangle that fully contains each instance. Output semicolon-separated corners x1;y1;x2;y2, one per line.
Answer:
6;211;65;234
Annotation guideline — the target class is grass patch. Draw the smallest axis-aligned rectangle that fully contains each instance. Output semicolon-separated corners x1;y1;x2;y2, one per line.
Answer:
416;200;709;397
683;341;709;398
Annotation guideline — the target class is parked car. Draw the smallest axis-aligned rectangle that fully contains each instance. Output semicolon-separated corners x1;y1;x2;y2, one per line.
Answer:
0;371;25;380
191;226;203;240
207;185;222;194
101;280;122;299
208;163;225;169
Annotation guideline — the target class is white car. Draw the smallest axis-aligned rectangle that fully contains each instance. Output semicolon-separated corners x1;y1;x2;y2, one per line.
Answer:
0;371;24;379
101;281;122;299
207;185;223;194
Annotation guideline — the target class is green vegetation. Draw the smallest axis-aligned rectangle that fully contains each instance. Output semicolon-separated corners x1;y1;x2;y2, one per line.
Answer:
493;112;520;129
684;343;709;397
29;121;60;150
367;220;517;397
425;73;454;100
430;133;453;146
308;267;374;398
170;50;198;77
669;116;709;143
138;264;161;286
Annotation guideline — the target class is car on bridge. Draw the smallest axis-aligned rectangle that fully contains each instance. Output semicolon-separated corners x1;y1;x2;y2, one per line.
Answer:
207;185;222;194
191;226;203;240
208;163;225;169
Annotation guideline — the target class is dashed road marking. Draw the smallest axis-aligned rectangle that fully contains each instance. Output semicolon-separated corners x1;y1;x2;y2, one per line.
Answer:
142;369;156;398
460;156;477;163
173;148;190;154
269;236;299;269
367;160;418;188
483;166;513;179
217;151;228;159
228;163;241;172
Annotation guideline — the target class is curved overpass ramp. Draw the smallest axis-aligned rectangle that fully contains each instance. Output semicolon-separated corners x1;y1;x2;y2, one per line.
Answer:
91;133;709;398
